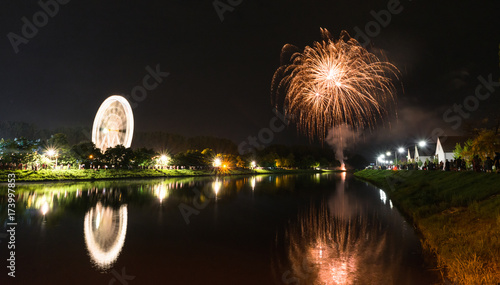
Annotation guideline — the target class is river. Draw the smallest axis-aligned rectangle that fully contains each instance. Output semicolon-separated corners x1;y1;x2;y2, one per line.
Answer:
0;173;439;284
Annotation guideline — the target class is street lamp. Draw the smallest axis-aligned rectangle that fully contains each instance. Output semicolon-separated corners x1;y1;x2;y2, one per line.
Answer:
415;141;427;166
377;154;385;167
394;147;405;169
46;148;58;169
160;155;169;164
158;154;169;169
214;158;222;167
250;161;256;168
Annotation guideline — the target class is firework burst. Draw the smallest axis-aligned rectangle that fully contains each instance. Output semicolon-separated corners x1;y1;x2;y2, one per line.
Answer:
271;28;398;141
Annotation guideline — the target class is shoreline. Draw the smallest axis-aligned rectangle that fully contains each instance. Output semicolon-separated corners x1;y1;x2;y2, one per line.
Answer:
353;169;500;285
0;168;338;184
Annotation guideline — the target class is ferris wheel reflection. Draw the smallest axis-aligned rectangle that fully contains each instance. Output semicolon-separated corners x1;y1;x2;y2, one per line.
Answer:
84;202;128;271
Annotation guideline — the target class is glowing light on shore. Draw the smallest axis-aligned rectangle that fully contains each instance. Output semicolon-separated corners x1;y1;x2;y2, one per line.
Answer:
84;203;128;270
214;158;222;167
46;149;56;157
271;28;398;141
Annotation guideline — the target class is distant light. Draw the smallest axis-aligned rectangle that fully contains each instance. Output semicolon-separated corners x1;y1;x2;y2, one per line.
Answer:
89;155;93;159
46;149;56;156
214;158;222;167
251;161;256;168
419;141;426;147
398;147;404;153
386;151;391;156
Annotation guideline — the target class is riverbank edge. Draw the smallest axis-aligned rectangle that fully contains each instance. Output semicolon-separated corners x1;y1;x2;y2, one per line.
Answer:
353;169;500;284
0;168;337;183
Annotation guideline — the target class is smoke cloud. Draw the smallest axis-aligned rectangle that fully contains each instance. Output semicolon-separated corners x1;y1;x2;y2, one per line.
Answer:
326;124;361;169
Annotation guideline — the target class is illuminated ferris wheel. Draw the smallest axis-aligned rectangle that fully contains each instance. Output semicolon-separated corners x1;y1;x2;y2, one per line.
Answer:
92;95;134;152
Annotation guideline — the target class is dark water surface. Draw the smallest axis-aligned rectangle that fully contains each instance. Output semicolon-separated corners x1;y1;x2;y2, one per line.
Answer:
0;173;439;284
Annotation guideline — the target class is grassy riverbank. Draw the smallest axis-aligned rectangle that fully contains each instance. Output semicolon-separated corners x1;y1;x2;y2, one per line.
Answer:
354;169;500;284
0;168;329;182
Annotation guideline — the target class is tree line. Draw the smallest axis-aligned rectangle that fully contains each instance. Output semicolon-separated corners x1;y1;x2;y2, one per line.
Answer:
0;133;343;170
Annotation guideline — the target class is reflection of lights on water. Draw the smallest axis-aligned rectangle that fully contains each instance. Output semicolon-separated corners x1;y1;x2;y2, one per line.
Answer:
84;203;128;270
310;243;355;285
95;211;101;229
379;189;387;204
41;202;49;215
251;177;256;191
213;180;222;197
277;202;392;285
314;173;321;182
154;185;168;202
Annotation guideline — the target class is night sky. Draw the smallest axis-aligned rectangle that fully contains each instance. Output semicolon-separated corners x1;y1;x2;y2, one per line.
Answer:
1;0;499;157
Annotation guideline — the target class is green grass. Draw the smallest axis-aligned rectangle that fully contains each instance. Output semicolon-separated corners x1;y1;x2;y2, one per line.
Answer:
0;168;328;182
354;169;500;284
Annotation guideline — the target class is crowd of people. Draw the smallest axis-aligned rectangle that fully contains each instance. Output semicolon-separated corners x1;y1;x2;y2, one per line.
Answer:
384;152;500;173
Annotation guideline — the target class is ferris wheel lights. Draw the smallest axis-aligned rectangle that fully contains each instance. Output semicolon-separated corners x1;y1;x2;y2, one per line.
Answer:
92;95;134;152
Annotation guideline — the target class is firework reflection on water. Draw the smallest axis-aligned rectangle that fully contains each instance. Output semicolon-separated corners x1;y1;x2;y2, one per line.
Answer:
275;174;406;285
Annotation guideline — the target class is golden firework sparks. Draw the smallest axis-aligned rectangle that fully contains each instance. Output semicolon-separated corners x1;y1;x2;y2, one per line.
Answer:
272;28;398;141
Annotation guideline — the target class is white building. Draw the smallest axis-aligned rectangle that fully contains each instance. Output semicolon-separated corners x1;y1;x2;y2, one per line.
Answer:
435;136;469;163
415;143;436;163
